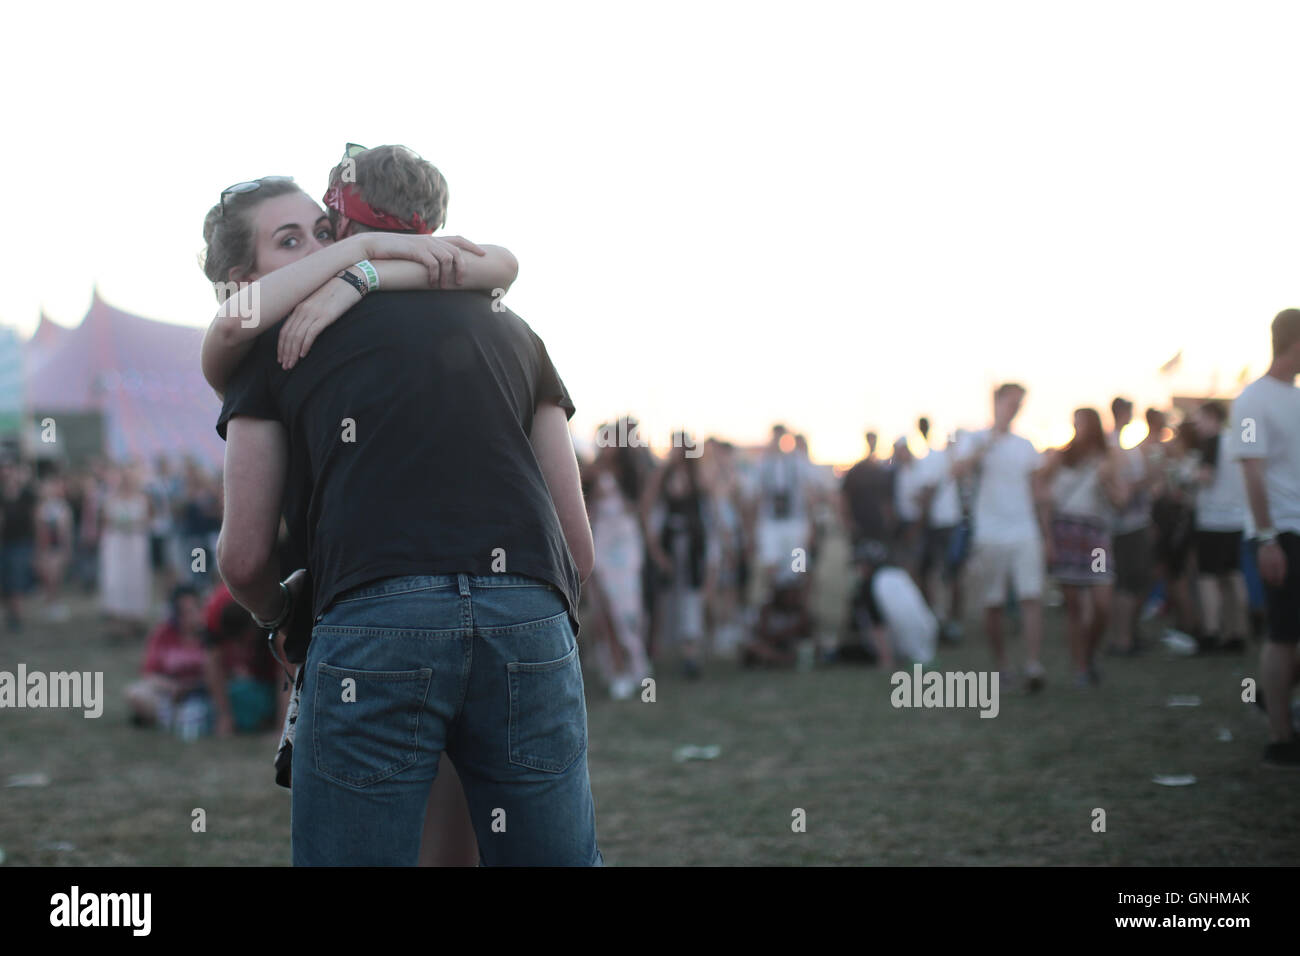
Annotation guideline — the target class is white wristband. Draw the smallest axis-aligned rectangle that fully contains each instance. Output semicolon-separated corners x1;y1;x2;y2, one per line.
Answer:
355;260;380;292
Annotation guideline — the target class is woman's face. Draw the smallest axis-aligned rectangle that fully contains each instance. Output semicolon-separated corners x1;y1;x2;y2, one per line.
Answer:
242;192;335;281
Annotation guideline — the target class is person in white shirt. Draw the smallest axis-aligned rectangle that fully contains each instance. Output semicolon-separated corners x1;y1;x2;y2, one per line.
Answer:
1192;401;1249;654
1228;308;1300;768
917;430;965;641
952;383;1049;690
795;432;835;571
755;424;815;598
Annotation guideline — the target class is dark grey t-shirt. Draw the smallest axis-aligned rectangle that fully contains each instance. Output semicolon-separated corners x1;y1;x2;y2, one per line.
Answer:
216;289;579;652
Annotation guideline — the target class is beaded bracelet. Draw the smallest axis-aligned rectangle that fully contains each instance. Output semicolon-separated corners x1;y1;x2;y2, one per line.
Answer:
336;269;368;298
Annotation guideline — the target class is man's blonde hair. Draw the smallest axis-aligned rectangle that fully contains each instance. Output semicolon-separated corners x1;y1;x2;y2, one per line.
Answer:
329;144;449;233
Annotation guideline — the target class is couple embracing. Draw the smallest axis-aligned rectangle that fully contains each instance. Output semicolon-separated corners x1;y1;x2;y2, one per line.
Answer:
201;143;601;866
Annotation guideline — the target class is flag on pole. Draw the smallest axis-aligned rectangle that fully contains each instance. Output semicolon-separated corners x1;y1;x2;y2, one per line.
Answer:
1159;350;1183;375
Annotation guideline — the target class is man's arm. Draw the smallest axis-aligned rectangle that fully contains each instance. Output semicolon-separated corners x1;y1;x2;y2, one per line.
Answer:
1240;456;1288;587
204;645;234;737
217;417;289;622
1032;450;1059;546
1240;456;1274;536
529;402;594;582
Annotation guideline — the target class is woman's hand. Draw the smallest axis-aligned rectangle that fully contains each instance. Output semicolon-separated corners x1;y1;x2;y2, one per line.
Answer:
277;275;362;369
359;233;486;288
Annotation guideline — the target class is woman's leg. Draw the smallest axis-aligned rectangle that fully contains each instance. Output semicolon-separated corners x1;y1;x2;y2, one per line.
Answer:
585;576;622;687
418;753;480;866
1198;571;1222;639
125;674;179;724
1171;566;1197;634
680;587;704;666
609;562;649;681
1063;587;1085;677
1087;584;1113;675
1225;571;1249;640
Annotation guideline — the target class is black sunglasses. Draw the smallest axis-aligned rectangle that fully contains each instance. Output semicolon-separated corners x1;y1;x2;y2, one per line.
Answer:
219;175;295;217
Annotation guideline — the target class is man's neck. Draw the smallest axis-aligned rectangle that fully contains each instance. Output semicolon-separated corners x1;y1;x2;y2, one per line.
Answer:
1266;360;1298;385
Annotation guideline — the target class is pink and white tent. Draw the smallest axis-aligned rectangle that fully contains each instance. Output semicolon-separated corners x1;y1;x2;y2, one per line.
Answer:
24;290;224;468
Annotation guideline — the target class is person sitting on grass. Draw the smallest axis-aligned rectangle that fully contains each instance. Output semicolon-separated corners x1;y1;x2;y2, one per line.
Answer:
743;580;811;668
125;585;208;729
850;539;939;672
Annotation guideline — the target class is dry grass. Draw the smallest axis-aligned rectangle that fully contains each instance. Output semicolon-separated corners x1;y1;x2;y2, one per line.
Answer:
2;548;1296;866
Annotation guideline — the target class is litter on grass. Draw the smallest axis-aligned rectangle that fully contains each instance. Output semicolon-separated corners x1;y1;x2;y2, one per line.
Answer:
1166;695;1202;707
5;772;50;788
1152;774;1197;786
1160;630;1199;656
673;745;722;762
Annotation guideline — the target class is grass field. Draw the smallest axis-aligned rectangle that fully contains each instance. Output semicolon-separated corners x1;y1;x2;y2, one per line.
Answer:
2;541;1297;867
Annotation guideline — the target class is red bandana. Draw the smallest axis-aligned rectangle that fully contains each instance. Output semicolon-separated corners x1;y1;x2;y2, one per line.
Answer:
321;181;432;234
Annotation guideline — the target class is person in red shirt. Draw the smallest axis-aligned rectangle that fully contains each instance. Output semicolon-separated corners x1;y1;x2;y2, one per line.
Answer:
125;585;206;726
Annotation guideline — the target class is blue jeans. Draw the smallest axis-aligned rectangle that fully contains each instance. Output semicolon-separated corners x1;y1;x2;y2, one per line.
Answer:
291;573;601;866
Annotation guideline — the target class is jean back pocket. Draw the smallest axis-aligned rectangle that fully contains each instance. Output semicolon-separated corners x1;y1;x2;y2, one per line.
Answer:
312;662;432;788
507;645;587;774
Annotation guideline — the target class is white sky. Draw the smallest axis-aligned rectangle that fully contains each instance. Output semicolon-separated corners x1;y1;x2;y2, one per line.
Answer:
1;0;1293;464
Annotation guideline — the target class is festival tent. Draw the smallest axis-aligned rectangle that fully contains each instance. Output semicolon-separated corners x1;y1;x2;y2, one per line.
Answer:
23;289;225;468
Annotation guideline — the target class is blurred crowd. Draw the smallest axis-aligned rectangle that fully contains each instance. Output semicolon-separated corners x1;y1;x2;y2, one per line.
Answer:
3;386;1272;730
4;454;282;739
575;390;1268;700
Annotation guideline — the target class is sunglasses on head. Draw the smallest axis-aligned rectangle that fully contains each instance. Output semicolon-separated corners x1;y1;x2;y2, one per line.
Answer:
219;175;295;217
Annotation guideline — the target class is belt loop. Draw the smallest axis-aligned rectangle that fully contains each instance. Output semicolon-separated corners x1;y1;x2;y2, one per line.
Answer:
457;573;471;597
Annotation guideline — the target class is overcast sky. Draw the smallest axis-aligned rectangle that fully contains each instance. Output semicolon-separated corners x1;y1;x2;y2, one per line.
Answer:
2;0;1293;463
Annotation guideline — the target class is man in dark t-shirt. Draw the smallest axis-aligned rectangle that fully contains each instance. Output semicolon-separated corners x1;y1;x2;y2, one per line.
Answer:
841;434;896;548
215;144;600;867
216;290;582;636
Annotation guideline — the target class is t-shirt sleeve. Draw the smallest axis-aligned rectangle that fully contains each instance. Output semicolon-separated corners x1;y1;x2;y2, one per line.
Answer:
215;351;278;440
1026;443;1046;472
1227;390;1267;460
529;329;576;421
